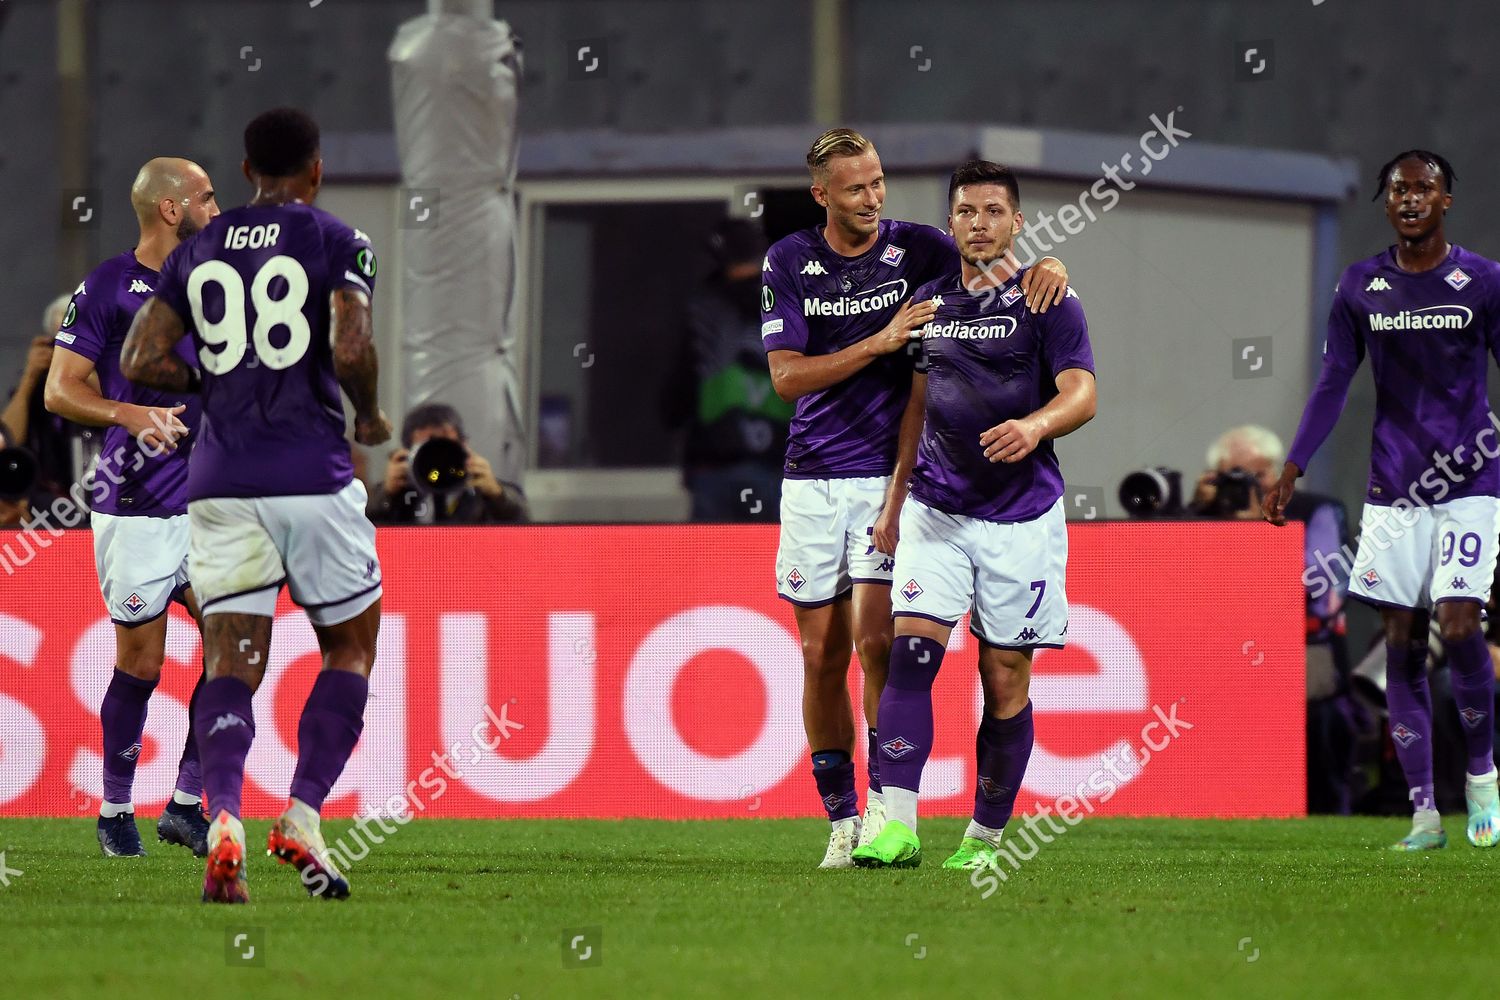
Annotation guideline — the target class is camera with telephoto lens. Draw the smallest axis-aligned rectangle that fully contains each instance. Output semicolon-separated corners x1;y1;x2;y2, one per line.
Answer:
0;447;39;502
408;437;470;499
1118;467;1183;518
1206;466;1262;517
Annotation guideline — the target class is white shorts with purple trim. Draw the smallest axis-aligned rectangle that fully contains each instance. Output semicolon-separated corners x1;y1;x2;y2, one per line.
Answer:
891;496;1069;649
1348;495;1500;610
775;475;894;606
189;479;382;627
91;511;190;627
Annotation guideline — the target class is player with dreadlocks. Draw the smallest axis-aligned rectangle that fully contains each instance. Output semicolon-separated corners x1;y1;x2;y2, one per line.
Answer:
1265;149;1500;850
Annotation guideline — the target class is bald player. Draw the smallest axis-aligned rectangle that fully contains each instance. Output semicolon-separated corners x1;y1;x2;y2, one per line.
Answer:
46;157;219;858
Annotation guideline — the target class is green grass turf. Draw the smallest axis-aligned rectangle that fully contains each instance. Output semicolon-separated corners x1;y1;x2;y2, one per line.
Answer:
0;815;1491;998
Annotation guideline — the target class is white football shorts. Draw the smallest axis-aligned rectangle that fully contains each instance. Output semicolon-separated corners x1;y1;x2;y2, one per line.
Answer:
91;511;191;627
891;496;1069;648
776;476;895;605
189;479;382;627
1348;495;1500;610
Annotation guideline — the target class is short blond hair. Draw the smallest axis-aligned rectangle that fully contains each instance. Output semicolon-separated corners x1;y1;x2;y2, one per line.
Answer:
807;128;874;184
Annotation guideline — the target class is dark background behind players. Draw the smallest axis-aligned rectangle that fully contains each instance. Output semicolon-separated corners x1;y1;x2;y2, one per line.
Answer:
2;295;90;498
1190;425;1361;814
368;403;527;525
663;218;790;523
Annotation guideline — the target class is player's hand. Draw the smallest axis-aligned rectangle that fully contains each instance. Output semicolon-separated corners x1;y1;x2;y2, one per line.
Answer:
981;417;1042;463
870;299;939;355
466;451;504;500
1021;257;1068;313
119;403;188;453
23;336;53;380
1262;462;1300;526
872;501;902;556
383;447;411;494
355;409;393;447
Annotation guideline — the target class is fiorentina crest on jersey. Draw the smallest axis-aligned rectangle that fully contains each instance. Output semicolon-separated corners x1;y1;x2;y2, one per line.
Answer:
880;245;906;267
122;592;147;616
1391;723;1420;747
1360;569;1381;589
786;568;806;592
900;579;923;601
1001;284;1024;307
1446;267;1471;290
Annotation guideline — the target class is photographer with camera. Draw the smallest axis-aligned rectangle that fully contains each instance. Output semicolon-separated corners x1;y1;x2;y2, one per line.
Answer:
367;402;527;524
1192;425;1360;812
0;421;61;529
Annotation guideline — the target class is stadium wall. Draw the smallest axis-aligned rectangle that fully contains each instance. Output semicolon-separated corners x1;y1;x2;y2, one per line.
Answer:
0;522;1305;820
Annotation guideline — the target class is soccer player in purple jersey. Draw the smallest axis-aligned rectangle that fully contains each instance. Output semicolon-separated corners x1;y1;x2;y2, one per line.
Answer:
122;108;391;902
764;129;1070;867
851;160;1096;869
1265;150;1500;850
46;157;219;858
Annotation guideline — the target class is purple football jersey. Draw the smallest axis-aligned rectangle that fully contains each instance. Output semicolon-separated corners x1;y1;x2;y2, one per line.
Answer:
154;203;376;501
55;251;201;517
760;219;954;478
908;268;1095;522
1287;245;1500;506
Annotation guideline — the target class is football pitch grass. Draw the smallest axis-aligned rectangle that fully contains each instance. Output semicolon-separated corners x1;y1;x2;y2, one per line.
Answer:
0;815;1489;998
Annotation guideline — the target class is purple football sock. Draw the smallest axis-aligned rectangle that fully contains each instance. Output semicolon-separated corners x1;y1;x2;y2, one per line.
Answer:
1385;641;1435;812
1443;628;1496;776
973;701;1034;829
100;669;157;806
288;670;369;812
174;670;205;798
867;727;882;795
811;749;858;822
195;677;255;820
877;635;946;793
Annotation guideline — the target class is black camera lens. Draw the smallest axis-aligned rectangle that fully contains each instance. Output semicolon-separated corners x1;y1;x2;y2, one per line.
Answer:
1118;467;1183;518
409;437;469;498
0;447;38;502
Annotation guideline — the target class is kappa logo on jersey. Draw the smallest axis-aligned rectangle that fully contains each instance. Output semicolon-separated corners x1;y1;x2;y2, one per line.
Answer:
1361;569;1381;588
800;260;828;276
802;279;908;318
977;776;1010;801
1460;706;1488;728
1367;304;1473;331
786;568;806;592
127;279;153;294
73;281;86;296
118;743;142;762
875;557;893;573
207;713;248;738
880;736;918;759
879;245;906;267
1450;576;1469;591
122;592;146;616
900;579;923;601
1446;267;1471;290
1391;722;1421;747
1001;285;1024;307
1013;626;1041;643
762;256;772;273
1365;277;1391;292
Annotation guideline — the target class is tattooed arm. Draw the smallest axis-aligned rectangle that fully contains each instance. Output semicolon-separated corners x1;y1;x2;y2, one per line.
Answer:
120;299;196;392
331;287;391;446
